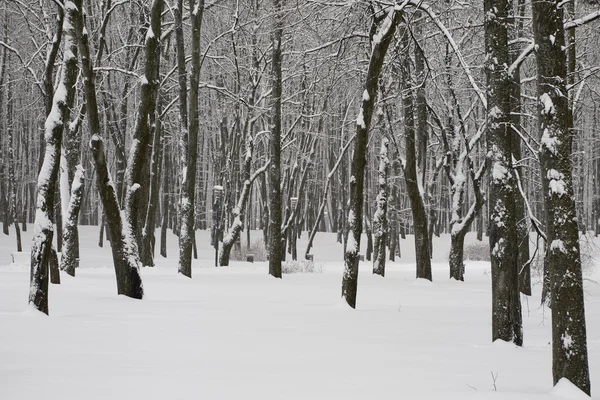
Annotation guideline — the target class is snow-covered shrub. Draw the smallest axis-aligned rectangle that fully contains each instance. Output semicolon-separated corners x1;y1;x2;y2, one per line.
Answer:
231;238;268;262
463;241;490;261
282;260;323;274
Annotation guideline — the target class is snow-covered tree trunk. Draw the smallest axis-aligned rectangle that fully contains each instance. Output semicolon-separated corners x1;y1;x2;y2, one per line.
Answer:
124;0;163;265
484;0;522;346
60;166;85;276
77;3;144;299
372;138;389;277
399;26;432;281
29;0;80;314
268;0;284;279
177;0;204;278
342;6;401;308
532;0;590;393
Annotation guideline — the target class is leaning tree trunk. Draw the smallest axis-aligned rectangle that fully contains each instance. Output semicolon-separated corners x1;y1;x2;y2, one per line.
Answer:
373;138;389;277
342;7;402;308
77;3;144;299
268;0;284;279
484;0;522;346
532;0;590;393
29;2;79;314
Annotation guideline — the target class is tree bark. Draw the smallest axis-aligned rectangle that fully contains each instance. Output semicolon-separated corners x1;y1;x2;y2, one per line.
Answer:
399;26;432;281
177;0;204;277
268;0;284;279
60;166;85;276
373;138;389;276
532;0;590;393
29;2;79;314
77;4;144;299
484;0;522;346
342;7;401;308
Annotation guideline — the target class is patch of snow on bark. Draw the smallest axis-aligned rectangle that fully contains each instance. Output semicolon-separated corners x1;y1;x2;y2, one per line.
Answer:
541;128;560;155
551;239;566;254
547;169;566;197
540;93;555;116
356;108;365;129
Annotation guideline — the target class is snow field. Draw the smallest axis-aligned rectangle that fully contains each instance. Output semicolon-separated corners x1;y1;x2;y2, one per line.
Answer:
1;226;599;399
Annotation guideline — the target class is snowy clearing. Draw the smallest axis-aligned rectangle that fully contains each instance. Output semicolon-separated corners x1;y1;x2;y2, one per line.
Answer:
1;226;599;399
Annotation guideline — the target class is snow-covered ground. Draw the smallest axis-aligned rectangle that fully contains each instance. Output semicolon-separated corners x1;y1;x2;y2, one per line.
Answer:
1;225;599;399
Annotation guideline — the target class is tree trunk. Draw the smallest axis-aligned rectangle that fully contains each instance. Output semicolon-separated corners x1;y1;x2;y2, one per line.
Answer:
532;0;590;393
124;0;163;259
342;8;401;308
77;4;144;299
399;28;432;281
29;3;79;314
177;0;204;278
373;138;389;277
60;167;85;276
484;0;522;346
449;231;465;281
268;0;284;279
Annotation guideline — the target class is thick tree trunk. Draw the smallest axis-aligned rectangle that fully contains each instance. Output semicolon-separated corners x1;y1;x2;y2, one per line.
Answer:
342;8;401;308
268;0;283;279
29;2;79;314
77;4;144;299
484;0;522;346
532;0;590;393
399;28;432;281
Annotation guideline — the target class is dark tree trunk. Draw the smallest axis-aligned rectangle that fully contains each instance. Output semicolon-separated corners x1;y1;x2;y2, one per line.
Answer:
77;5;144;299
399;27;431;281
124;0;163;260
533;0;590;393
29;3;79;314
268;0;284;279
484;0;522;346
342;8;401;308
160;144;169;259
60;168;85;276
449;231;465;281
177;0;204;278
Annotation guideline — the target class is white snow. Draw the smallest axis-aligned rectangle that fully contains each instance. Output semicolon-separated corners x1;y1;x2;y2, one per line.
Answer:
540;93;555;116
356;108;365;129
362;90;370;101
541;128;560;155
551;239;567;254
547;169;566;197
2;228;600;399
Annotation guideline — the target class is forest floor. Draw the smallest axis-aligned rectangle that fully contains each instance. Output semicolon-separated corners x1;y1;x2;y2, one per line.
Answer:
1;225;599;399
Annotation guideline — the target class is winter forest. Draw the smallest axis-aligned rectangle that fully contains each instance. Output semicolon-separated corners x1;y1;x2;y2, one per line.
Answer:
1;0;600;398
